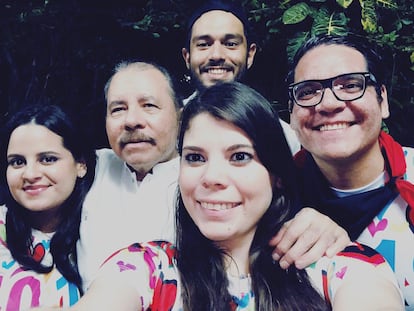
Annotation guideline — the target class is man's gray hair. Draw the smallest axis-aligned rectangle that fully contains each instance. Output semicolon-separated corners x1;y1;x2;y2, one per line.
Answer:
104;61;182;110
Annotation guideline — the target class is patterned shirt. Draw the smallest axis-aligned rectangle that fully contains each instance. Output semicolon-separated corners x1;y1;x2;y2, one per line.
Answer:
98;241;401;310
0;205;80;310
355;147;414;309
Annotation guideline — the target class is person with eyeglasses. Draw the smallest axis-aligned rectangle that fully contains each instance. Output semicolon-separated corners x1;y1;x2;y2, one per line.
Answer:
287;34;414;309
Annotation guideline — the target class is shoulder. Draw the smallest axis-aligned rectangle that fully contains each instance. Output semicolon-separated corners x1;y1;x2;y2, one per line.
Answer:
94;148;129;179
97;241;179;309
403;146;414;180
307;242;403;308
101;241;176;274
403;146;414;164
96;148;122;165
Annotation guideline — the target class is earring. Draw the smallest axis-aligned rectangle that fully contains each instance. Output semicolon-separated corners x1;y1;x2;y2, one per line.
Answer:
78;163;87;178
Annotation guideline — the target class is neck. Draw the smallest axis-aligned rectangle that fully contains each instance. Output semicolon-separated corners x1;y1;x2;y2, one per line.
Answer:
128;151;178;182
218;236;253;278
30;210;60;233
315;143;385;190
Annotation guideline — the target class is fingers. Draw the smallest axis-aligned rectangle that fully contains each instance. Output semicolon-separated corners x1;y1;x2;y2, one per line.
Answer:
270;208;350;269
269;219;290;248
325;226;350;257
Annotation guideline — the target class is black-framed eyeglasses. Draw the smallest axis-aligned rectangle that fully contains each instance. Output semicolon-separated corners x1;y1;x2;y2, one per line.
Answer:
288;72;377;108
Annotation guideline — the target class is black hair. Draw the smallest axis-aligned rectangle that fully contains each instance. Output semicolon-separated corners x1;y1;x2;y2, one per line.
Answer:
185;0;254;49
176;82;330;310
0;104;96;293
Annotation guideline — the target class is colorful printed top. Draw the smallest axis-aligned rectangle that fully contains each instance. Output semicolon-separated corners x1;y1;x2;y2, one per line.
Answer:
99;241;401;310
356;146;414;310
0;205;80;310
296;143;414;310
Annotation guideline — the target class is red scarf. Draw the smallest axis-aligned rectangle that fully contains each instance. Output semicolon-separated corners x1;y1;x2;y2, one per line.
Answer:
379;131;414;222
294;131;414;239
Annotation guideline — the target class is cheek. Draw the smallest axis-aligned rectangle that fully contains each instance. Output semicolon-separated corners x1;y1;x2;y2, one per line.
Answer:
189;51;204;66
240;168;272;202
290;108;308;131
58;168;79;197
179;166;202;202
105;121;121;147
6;169;18;189
178;168;193;196
231;51;247;65
158;116;178;142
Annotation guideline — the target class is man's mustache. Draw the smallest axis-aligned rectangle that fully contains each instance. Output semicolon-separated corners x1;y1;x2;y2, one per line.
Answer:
120;132;156;147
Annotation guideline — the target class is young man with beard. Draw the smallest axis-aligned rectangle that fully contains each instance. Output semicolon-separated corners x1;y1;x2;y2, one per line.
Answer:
181;1;302;154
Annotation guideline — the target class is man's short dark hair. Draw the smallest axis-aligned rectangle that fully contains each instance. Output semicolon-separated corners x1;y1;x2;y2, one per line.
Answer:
185;0;253;49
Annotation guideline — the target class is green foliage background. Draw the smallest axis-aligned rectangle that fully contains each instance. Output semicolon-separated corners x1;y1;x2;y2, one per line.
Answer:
1;0;413;146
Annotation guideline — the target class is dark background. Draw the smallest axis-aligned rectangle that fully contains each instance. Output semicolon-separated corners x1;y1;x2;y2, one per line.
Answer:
1;0;413;149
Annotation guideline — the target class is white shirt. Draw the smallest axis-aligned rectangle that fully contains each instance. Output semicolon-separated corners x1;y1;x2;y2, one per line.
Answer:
77;148;179;291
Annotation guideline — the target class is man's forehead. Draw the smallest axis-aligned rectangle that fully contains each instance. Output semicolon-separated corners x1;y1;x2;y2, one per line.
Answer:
191;10;245;37
110;67;168;90
107;69;172;101
189;12;247;47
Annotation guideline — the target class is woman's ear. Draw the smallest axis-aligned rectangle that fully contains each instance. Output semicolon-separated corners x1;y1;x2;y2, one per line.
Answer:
77;161;87;178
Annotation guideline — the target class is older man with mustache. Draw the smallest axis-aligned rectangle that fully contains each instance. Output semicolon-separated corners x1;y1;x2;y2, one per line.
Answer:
77;61;181;292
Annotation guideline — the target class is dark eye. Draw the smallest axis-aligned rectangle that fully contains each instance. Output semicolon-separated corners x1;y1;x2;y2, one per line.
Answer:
184;153;205;163
111;107;124;113
230;152;252;164
8;157;26;168
40;155;58;164
339;78;364;93
224;40;239;47
143;103;158;109
109;104;127;115
295;83;321;100
196;41;210;49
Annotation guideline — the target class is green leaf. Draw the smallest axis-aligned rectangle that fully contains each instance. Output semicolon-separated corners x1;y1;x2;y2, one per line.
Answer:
376;0;398;9
401;19;413;25
311;7;349;36
336;0;355;9
286;31;311;61
360;0;377;33
282;3;311;25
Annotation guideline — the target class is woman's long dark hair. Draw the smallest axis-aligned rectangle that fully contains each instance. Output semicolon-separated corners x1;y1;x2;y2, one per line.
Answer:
176;82;330;310
0;104;96;293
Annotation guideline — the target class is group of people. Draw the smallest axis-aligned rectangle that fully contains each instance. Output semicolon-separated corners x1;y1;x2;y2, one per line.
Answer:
0;1;412;310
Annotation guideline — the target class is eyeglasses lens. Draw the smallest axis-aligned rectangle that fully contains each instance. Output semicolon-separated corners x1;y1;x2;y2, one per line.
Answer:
293;73;367;107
